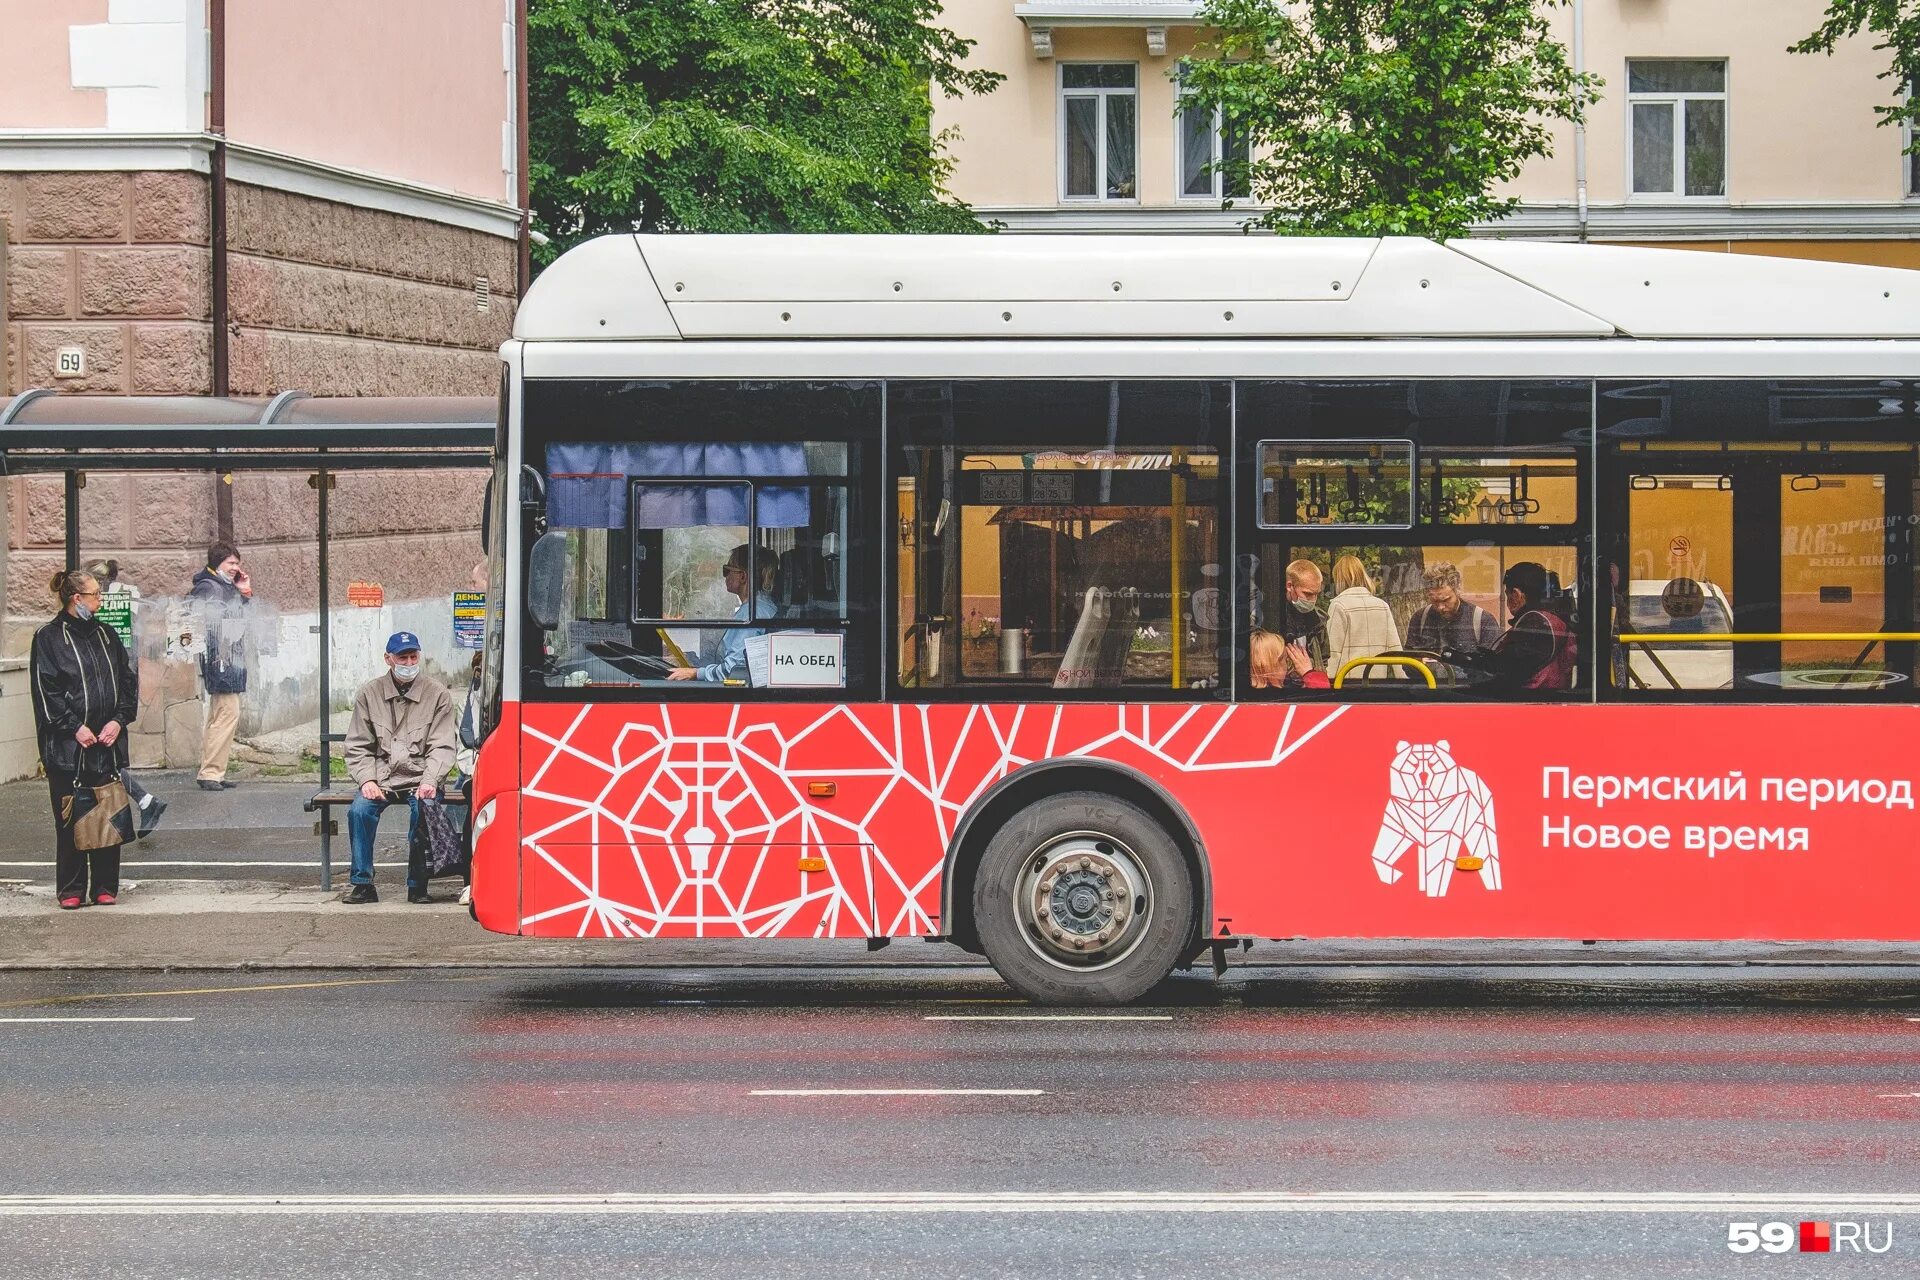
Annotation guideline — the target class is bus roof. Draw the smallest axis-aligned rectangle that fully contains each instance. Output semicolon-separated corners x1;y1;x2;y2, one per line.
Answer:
512;234;1920;344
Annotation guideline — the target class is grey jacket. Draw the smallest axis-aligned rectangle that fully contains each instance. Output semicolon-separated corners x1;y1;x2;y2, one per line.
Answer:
344;672;457;792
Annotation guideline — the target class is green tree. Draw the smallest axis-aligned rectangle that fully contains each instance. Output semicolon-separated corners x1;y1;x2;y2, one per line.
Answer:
1792;2;1920;144
529;0;1003;263
1179;0;1601;238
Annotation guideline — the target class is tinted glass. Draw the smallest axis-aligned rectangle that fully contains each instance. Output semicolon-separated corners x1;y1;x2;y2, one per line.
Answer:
1628;59;1726;93
1062;63;1135;89
1632;101;1675;194
1684;98;1726;197
1258;441;1414;528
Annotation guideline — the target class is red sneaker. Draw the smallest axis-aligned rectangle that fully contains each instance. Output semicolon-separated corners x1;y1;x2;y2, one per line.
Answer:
57;896;83;910
91;893;117;906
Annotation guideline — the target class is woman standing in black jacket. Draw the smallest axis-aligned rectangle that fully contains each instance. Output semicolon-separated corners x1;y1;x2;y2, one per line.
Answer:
31;569;140;909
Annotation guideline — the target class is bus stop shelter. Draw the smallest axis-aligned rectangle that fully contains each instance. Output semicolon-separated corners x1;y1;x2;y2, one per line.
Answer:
0;391;494;890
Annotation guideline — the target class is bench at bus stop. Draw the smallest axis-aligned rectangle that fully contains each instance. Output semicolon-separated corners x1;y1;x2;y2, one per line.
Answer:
304;784;468;892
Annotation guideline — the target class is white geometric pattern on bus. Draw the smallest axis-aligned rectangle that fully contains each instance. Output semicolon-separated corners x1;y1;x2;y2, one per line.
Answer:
518;702;1348;939
1368;739;1502;898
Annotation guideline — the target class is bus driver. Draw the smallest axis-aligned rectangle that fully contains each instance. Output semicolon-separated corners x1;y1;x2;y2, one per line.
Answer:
667;543;778;684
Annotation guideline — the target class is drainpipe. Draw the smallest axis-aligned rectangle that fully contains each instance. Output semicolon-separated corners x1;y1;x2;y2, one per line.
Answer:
209;0;234;544
1574;0;1589;239
209;0;229;394
516;0;531;294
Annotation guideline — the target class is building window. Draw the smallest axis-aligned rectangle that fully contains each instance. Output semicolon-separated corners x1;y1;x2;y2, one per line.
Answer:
1061;63;1138;201
1627;59;1727;198
1177;81;1249;201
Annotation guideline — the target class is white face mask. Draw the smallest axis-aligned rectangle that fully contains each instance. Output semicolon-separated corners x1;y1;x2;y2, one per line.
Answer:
393;662;420;682
73;603;94;622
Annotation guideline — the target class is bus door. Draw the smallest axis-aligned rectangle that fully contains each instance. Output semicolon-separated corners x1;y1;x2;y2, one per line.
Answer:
1605;449;1915;694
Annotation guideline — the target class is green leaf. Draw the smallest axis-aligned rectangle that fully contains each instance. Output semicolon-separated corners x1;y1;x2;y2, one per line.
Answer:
529;0;1003;263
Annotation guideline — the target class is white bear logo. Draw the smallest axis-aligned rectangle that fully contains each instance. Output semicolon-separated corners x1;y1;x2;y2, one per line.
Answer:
1370;740;1501;898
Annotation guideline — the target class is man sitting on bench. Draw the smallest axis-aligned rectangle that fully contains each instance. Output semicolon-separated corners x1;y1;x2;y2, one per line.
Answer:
340;631;457;905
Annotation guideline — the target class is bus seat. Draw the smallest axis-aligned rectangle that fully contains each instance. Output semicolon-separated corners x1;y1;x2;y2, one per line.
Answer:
1053;586;1141;689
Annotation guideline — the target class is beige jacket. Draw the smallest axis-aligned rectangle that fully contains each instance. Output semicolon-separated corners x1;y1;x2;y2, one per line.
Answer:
344;671;457;792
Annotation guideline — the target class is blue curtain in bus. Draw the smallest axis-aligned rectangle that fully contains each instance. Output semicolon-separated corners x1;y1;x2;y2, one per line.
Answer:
547;442;811;528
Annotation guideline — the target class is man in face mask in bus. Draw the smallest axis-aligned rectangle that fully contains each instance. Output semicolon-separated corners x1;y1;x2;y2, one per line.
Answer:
1277;558;1329;676
341;632;457;904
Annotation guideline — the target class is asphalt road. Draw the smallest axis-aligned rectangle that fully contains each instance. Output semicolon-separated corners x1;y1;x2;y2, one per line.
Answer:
2;969;1918;1278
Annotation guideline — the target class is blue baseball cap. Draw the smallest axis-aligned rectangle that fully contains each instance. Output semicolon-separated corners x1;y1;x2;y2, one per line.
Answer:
386;631;422;655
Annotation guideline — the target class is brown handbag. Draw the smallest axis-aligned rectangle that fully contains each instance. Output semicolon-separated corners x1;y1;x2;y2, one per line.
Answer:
60;749;135;851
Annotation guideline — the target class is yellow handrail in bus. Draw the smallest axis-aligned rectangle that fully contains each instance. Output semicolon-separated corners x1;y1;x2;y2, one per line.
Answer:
1333;656;1439;689
1618;632;1920;643
1170;447;1186;689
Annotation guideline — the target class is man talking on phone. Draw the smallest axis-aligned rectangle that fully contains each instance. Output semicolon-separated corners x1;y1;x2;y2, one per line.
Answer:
340;632;457;904
188;541;253;791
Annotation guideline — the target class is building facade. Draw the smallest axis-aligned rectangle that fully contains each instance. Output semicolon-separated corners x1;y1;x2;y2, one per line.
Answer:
936;0;1920;265
0;0;523;397
0;1;521;776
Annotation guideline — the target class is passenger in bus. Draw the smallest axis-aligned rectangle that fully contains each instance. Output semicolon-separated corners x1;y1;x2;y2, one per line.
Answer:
1326;555;1402;678
667;543;779;684
1404;561;1501;658
1278;559;1329;672
1249;628;1330;690
1462;562;1577;692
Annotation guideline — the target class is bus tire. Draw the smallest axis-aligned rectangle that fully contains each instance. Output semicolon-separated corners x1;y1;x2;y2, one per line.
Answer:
971;790;1193;1006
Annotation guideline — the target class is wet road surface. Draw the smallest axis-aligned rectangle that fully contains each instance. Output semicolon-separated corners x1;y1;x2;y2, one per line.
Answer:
2;967;1918;1277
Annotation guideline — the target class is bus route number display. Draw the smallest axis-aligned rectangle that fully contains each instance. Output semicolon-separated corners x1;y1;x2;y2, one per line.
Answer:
767;633;845;689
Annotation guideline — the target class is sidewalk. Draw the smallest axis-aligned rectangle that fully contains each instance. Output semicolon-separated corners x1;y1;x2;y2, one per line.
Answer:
8;879;1920;982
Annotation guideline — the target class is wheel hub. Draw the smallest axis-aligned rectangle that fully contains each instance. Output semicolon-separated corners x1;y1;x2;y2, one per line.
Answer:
1018;834;1152;969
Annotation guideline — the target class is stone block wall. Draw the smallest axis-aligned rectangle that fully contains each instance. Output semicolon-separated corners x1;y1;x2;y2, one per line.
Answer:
3;170;517;396
0;170;212;394
225;182;515;396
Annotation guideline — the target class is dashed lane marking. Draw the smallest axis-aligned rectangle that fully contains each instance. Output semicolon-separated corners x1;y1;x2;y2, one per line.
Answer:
922;1015;1173;1022
0;976;428;1011
7;1192;1920;1217
749;1089;1046;1097
0;1017;194;1024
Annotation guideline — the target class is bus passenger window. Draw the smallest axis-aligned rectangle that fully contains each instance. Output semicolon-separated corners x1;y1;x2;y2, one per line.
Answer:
899;447;1224;693
533;440;862;694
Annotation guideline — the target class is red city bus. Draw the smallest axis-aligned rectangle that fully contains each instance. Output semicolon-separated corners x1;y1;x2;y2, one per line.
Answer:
468;235;1920;1003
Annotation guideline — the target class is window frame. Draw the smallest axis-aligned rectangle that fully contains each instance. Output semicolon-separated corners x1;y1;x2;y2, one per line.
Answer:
1255;438;1418;531
625;476;854;633
1174;74;1249;203
1234;380;1599;704
886;380;1233;703
1058;61;1140;204
1625;58;1729;202
518;380;883;704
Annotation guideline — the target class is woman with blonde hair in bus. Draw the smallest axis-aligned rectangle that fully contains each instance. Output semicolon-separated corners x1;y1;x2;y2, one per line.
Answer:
1325;555;1402;682
1249;628;1329;691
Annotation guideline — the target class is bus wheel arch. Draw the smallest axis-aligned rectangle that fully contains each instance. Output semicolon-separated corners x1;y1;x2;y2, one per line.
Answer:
941;761;1213;962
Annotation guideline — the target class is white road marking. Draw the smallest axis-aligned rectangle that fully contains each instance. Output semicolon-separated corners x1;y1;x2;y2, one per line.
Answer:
1877;1092;1920;1099
922;1015;1174;1022
0;1017;194;1024
6;1192;1920;1217
749;1089;1046;1097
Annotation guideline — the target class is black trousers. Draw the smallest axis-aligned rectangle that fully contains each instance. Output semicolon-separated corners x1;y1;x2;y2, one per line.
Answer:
49;776;121;901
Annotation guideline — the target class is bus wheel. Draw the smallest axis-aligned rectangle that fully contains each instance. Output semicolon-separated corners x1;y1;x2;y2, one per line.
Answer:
972;790;1193;1006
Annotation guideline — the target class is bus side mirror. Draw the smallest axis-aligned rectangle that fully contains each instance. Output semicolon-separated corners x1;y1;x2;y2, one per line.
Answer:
527;531;568;630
